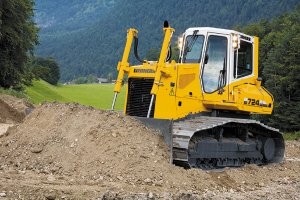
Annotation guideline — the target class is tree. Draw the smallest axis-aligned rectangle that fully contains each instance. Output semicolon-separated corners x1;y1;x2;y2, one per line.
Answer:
31;57;60;85
106;73;113;82
145;48;160;61
263;9;300;131
0;0;38;88
145;47;179;61
73;77;87;84
171;46;180;62
87;74;98;83
242;6;300;131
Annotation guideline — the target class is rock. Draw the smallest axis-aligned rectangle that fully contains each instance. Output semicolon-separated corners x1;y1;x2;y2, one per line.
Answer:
240;187;245;192
144;178;152;184
0;123;14;137
259;182;265;187
155;180;163;186
45;190;56;200
148;192;154;199
0;192;6;197
100;191;118;199
112;133;117;138
117;176;123;181
161;192;172;199
47;175;56;182
30;146;43;153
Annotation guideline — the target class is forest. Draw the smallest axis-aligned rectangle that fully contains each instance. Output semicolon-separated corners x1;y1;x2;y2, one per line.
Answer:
35;0;299;81
240;7;300;131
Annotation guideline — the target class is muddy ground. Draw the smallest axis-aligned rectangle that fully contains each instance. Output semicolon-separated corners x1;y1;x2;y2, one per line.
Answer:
0;96;299;199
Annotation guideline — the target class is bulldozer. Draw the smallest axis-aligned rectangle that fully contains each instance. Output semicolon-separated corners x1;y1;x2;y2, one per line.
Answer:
111;21;285;169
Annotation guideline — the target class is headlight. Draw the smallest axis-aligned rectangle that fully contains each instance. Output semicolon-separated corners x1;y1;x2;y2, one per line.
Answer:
177;36;183;49
232;34;239;49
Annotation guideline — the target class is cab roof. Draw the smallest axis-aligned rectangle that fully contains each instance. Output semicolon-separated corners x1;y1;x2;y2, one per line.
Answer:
185;27;254;40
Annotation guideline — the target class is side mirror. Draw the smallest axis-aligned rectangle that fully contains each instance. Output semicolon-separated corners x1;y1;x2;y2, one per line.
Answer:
256;77;262;86
204;54;209;64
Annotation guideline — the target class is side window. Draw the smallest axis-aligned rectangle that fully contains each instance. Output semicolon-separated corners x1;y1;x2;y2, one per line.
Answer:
183;35;204;63
202;35;228;93
234;40;253;78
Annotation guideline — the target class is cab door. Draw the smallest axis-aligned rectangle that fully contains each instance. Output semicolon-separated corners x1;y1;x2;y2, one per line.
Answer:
201;33;230;104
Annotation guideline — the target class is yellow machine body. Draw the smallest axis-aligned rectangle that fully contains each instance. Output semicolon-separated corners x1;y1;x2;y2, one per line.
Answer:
112;24;284;169
114;26;274;120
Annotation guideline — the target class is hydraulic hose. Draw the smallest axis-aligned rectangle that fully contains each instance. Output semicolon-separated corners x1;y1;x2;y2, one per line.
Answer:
166;45;172;62
134;36;145;63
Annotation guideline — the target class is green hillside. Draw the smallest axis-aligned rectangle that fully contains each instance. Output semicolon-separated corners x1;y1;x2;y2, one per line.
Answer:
35;0;115;32
26;80;125;110
35;0;300;81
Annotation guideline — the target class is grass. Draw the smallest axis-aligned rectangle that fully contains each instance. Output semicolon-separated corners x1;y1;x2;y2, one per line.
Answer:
0;87;29;99
283;131;300;141
25;80;125;110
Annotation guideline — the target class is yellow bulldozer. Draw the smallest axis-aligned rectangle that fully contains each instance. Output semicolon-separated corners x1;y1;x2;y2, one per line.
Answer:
111;21;285;169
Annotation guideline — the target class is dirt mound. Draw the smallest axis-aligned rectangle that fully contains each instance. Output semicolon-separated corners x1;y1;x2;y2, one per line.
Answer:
0;102;299;199
0;94;34;123
0;103;211;192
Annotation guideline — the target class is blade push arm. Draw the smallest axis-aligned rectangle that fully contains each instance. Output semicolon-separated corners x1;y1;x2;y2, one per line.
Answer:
111;28;138;110
150;26;175;95
147;24;175;118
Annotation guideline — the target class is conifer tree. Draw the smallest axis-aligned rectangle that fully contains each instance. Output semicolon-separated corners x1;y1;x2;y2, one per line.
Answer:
0;0;38;88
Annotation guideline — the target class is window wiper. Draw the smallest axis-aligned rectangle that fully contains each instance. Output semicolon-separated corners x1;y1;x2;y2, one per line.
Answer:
218;57;227;94
188;30;199;52
184;30;199;53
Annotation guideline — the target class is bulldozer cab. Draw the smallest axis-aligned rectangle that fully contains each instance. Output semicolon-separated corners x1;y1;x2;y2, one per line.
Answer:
179;28;255;105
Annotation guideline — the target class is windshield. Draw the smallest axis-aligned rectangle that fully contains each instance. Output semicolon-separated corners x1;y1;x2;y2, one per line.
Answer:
202;35;228;93
182;34;204;63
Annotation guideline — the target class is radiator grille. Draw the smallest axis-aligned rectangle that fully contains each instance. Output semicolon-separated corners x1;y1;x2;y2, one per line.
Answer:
126;78;155;117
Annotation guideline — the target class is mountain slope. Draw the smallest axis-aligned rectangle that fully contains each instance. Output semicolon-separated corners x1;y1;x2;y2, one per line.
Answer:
35;0;299;81
35;0;116;32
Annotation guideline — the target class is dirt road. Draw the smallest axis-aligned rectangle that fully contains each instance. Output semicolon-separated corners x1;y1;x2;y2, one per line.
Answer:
0;100;299;199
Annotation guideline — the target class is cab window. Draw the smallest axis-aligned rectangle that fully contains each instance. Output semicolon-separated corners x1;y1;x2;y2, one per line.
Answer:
182;35;204;63
202;35;228;93
234;40;253;78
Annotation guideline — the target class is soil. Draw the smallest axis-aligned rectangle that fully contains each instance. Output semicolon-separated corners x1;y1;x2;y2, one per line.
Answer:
0;94;34;123
0;100;299;199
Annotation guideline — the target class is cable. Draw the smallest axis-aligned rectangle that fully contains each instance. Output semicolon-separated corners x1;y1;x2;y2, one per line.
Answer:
134;36;145;63
166;45;172;62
